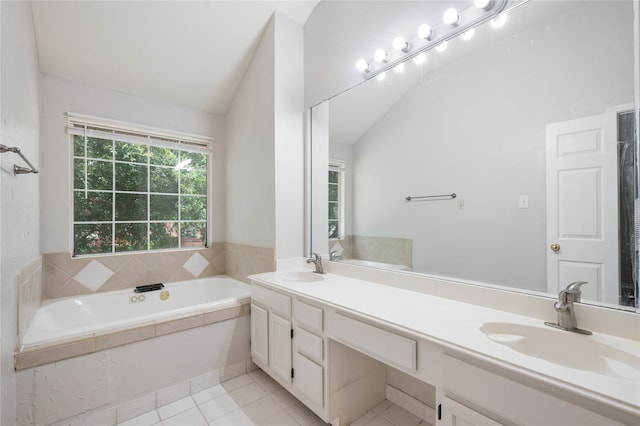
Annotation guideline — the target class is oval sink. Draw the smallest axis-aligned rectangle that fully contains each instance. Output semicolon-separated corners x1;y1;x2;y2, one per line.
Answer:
480;322;640;379
280;272;325;283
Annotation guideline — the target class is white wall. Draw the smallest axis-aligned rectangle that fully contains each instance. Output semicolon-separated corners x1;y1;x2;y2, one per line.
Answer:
1;2;41;423
39;75;226;254
226;12;304;257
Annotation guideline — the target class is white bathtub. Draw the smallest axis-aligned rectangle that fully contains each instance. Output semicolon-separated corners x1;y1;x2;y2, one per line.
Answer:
22;275;250;349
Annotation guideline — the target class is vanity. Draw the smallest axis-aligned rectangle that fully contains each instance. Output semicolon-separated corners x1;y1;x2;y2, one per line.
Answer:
249;265;640;426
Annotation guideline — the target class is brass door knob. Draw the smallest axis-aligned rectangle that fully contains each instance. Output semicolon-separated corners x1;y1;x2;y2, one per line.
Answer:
550;243;560;252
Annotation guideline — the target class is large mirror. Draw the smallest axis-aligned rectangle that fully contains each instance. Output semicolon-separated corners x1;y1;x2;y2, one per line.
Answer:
310;0;638;310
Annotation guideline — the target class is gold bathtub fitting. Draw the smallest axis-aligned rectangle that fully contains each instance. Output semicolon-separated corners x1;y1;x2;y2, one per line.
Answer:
160;290;170;301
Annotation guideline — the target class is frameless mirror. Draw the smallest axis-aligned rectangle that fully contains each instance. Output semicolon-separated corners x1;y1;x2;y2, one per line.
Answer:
310;0;638;310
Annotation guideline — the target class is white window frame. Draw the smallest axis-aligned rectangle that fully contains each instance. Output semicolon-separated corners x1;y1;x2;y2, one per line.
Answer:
67;113;214;256
329;161;346;240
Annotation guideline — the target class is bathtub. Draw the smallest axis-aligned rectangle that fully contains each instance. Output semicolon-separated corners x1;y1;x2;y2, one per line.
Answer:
21;275;250;350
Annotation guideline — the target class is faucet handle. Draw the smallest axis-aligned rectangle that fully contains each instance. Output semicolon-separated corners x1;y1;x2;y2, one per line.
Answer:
564;281;588;303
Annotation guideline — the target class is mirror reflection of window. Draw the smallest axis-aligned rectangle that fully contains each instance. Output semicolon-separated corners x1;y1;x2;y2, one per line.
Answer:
329;161;345;240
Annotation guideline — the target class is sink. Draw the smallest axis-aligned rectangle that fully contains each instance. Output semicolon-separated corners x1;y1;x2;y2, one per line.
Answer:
280;272;325;283
480;322;640;378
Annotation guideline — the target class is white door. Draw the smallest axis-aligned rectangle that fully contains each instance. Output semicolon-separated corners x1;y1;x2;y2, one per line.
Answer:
269;313;292;383
546;113;618;303
250;304;268;366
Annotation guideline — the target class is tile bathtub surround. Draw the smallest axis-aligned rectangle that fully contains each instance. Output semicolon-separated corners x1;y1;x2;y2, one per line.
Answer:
42;243;225;298
350;235;412;267
17;256;43;342
225;242;275;283
15;302;250;370
48;369;430;426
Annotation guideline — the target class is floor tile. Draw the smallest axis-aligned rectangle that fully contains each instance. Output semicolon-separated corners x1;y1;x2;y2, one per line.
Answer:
117;409;159;426
230;382;268;406
222;374;254;392
253;409;300;426
367;415;394;426
242;395;289;424
157;396;196;420
159;406;206;426
249;370;284;393
198;393;240;422
351;410;378;426
372;400;393;414
208;409;254;426
271;387;301;409
192;384;227;405
380;404;422;426
288;402;324;426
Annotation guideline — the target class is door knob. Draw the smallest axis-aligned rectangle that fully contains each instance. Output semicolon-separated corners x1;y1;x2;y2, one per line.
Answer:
550;243;560;252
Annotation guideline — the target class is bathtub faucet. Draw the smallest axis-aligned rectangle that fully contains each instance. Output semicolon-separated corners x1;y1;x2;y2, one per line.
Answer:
306;253;325;274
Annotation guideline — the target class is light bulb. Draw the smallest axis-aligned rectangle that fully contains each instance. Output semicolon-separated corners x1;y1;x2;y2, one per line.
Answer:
417;24;432;40
376;72;386;81
393;36;409;52
491;14;507;28
461;28;475;40
435;42;448;52
356;59;370;72
374;49;389;62
443;8;459;26
393;63;405;73
413;53;426;64
474;0;492;10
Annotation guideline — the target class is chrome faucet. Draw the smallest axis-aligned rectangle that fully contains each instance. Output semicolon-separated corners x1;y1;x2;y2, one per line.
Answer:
306;253;325;274
329;250;343;261
544;281;592;335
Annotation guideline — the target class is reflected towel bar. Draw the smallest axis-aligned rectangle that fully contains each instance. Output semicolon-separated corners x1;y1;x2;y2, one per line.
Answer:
0;144;39;175
405;193;456;201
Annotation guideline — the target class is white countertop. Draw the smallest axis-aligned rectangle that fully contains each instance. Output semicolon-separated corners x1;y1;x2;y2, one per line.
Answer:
249;270;640;416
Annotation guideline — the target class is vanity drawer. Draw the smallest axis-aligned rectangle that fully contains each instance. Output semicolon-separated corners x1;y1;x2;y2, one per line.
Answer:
252;285;291;318
295;327;323;363
333;313;416;372
295;300;323;333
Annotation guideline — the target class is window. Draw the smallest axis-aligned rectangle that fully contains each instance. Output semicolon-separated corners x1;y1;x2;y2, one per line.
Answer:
69;114;212;256
328;161;345;239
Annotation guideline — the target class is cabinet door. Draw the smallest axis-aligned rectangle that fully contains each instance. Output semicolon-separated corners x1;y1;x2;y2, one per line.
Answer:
250;304;268;366
294;352;324;407
441;397;503;426
269;313;292;383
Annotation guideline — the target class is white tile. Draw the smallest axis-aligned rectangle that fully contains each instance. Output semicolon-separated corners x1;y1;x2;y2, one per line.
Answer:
287;402;323;426
221;361;248;382
182;252;209;277
372;400;393;414
190;369;221;394
117;409;159;426
351;410;378;426
367;416;394;426
253;410;300;426
69;407;117;426
156;381;190;407
74;260;114;291
249;370;283;393
380;404;421;426
241;396;288;424
208;409;254;426
157;396;195;420
198;393;240;422
222;374;253;391
159;407;206;426
192;384;227;405
230;382;267;406
117;394;156;423
271;388;301;409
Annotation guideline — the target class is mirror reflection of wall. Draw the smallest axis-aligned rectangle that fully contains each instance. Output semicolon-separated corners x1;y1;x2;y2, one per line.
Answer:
313;0;638;309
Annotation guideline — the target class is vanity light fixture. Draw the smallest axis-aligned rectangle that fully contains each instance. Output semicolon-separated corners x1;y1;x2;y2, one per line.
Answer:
491;13;507;28
413;53;426;64
393;63;405;73
356;59;370;72
374;49;389;63
393;36;410;52
356;0;509;80
417;24;433;40
376;72;387;81
461;28;475;40
443;8;460;26
474;0;493;10
435;42;448;52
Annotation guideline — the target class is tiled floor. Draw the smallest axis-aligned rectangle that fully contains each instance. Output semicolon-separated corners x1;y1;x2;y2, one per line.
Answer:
117;369;430;426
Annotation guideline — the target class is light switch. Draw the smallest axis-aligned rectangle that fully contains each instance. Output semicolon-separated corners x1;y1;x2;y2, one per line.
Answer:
458;198;464;210
519;195;529;208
